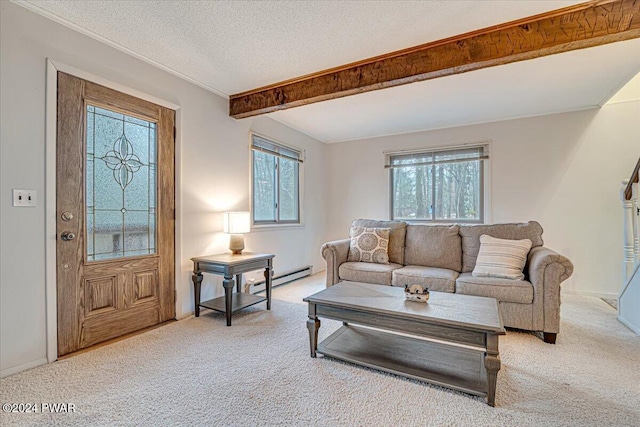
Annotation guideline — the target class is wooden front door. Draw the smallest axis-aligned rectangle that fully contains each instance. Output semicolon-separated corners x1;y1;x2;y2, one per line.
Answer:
56;72;175;356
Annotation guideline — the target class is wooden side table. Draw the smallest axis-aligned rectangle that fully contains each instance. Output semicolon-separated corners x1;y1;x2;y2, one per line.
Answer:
191;252;274;326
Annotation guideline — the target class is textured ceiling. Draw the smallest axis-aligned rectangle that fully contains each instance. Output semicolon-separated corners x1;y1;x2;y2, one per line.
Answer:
21;0;584;95
18;0;640;142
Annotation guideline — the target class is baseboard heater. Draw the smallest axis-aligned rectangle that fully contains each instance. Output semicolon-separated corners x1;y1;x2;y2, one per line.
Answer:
249;265;313;294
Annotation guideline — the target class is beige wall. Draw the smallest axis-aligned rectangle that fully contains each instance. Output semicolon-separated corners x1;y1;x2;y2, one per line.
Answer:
326;103;640;297
0;3;328;376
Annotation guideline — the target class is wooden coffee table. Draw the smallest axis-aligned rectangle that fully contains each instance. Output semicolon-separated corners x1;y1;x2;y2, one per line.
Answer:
303;281;506;406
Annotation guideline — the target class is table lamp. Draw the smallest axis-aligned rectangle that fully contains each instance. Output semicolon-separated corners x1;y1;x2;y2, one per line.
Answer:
223;212;250;254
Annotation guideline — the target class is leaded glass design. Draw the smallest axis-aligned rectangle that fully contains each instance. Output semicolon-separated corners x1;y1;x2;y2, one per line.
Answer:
86;105;157;261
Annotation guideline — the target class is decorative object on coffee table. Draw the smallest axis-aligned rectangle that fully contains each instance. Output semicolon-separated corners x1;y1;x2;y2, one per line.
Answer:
223;211;250;254
404;284;430;302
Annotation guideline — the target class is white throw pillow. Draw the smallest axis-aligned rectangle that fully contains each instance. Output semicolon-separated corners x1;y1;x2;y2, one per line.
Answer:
347;226;390;264
472;235;532;280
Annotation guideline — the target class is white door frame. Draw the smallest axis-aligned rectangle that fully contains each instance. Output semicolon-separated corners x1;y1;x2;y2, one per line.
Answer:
45;59;183;363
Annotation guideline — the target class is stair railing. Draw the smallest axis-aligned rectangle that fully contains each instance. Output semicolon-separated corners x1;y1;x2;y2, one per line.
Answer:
621;157;640;282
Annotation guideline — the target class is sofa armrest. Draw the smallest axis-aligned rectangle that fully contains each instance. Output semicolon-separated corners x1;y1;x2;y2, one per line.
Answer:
321;239;350;287
527;246;574;333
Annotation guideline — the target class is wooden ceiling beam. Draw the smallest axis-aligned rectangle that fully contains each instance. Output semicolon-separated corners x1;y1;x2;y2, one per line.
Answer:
229;0;640;119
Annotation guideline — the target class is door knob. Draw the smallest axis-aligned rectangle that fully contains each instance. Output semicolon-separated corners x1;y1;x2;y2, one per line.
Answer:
61;231;76;241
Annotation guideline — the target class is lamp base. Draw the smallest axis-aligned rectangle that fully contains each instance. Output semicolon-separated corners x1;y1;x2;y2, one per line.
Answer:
229;234;245;254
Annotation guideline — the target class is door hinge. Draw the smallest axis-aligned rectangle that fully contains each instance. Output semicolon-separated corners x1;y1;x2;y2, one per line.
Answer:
174;289;177;302
173;126;176;140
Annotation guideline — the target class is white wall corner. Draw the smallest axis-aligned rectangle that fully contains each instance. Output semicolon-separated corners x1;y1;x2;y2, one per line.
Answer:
562;289;618;300
602;68;640;106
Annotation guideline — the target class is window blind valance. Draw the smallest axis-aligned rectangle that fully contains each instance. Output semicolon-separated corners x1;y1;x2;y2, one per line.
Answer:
251;134;303;163
385;144;489;169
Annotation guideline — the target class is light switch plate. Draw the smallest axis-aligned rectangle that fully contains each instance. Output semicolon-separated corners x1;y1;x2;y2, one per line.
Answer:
13;189;37;207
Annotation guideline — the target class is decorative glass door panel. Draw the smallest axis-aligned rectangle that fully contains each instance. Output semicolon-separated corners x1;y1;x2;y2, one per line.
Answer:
57;72;174;356
86;104;157;261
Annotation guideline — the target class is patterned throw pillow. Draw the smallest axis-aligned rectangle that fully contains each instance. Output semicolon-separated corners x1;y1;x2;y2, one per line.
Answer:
347;226;390;264
472;235;532;280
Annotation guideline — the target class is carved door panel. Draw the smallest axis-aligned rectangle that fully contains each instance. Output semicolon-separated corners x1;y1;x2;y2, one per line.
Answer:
56;72;175;356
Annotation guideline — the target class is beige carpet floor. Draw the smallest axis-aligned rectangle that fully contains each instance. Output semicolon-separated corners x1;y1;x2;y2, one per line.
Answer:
1;274;639;426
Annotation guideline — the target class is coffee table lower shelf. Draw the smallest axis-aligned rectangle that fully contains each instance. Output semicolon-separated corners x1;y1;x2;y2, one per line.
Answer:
199;293;267;314
317;325;487;398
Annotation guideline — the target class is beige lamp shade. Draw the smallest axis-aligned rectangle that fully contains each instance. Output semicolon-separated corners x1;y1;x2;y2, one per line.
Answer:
223;212;250;254
223;212;250;234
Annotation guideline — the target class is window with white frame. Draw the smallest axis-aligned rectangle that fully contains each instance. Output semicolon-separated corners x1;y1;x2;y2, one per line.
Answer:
251;134;302;224
387;144;489;223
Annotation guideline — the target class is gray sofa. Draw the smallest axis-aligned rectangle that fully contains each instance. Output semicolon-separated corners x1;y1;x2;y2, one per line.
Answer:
321;219;574;343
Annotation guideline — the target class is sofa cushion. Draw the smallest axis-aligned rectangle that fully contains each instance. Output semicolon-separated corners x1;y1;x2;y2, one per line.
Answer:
352;219;407;265
339;262;403;285
472;235;532;280
456;272;533;304
347;226;390;264
404;224;461;271
392;266;458;293
459;221;544;273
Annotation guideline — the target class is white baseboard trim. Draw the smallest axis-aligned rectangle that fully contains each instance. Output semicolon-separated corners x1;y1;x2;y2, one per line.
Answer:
618;315;640;335
1;357;48;379
250;265;313;293
176;312;192;321
562;289;618;299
